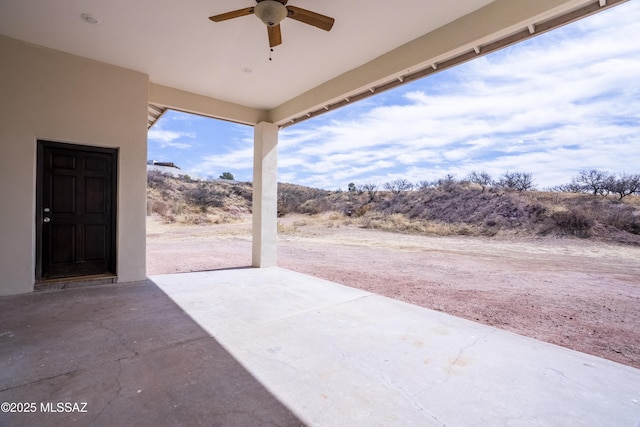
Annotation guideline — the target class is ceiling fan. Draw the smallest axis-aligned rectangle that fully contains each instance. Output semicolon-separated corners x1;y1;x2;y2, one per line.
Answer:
209;0;335;48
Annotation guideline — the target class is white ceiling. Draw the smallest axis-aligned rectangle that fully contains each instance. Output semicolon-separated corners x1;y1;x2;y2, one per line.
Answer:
0;0;621;124
0;0;495;110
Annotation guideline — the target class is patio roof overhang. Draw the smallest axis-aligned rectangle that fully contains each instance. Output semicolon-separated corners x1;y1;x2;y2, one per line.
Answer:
0;0;627;129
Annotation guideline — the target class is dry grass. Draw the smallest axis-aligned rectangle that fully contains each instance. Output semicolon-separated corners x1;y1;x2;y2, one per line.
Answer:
277;212;351;235
359;212;484;236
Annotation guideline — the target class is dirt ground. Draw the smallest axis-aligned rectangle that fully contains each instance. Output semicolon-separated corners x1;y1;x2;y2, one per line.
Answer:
146;214;640;369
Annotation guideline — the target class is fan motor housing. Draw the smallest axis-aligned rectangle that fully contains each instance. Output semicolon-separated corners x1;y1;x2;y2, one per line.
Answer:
254;1;287;27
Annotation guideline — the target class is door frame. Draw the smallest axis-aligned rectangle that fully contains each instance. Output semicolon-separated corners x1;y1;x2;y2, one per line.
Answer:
35;140;118;282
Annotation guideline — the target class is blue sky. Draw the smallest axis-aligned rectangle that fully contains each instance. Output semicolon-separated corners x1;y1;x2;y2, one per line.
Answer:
148;1;640;190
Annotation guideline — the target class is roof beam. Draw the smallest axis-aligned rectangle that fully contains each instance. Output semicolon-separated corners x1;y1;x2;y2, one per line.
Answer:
148;83;267;126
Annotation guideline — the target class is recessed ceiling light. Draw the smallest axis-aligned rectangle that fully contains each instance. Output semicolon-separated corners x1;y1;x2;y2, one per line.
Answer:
81;13;101;24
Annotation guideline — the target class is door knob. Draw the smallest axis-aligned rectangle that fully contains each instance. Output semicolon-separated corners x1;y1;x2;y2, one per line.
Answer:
43;217;50;223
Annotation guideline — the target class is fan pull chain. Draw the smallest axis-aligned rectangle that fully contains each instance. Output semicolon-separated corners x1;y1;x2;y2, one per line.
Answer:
269;48;274;61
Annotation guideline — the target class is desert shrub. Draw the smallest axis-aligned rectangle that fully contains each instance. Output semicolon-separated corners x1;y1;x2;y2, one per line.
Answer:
625;219;640;235
180;214;211;225
298;200;322;215
160;189;173;200
557;195;640;236
360;212;425;233
277;222;298;234
213;212;241;224
354;203;374;217
277;197;291;217
170;202;185;216
177;211;239;225
602;203;640;234
148;200;168;217
185;184;226;208
278;183;331;216
541;209;594;238
232;184;253;202
147;170;172;189
299;198;336;215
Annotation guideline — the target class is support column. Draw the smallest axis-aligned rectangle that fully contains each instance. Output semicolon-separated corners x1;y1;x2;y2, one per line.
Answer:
252;122;278;267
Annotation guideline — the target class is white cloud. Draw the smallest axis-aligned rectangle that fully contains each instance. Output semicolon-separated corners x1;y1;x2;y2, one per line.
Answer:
276;1;640;189
188;147;254;176
148;128;195;149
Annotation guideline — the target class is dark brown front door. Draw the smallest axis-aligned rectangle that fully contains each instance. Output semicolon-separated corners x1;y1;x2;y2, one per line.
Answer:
36;141;117;281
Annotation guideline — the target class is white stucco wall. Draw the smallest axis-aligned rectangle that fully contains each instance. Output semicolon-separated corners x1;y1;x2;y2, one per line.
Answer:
0;35;148;295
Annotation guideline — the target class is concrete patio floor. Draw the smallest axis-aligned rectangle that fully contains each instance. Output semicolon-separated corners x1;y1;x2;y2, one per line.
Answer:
0;276;301;427
2;267;640;426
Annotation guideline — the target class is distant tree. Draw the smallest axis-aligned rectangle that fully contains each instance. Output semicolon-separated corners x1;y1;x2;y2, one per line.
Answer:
516;172;535;191
574;169;608;196
497;171;535;191
359;182;379;202
468;171;492;191
552;182;583;193
434;174;457;189
416;180;432;190
601;174;617;197
219;172;235;180
496;173;514;190
347;182;357;193
384;178;414;194
605;173;640;200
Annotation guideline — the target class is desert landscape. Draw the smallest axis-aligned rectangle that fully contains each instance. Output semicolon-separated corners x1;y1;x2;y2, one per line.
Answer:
146;213;640;369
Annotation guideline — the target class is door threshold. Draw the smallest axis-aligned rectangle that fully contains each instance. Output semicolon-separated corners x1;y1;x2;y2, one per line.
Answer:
35;274;117;291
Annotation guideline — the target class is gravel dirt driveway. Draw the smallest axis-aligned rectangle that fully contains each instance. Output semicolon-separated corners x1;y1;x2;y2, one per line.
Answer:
146;214;640;369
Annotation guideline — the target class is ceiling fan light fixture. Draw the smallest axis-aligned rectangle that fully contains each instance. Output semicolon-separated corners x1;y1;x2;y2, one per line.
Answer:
254;0;287;26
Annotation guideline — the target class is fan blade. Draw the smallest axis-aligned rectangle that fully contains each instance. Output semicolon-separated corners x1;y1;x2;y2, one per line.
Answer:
286;6;334;31
268;24;282;47
209;7;254;22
